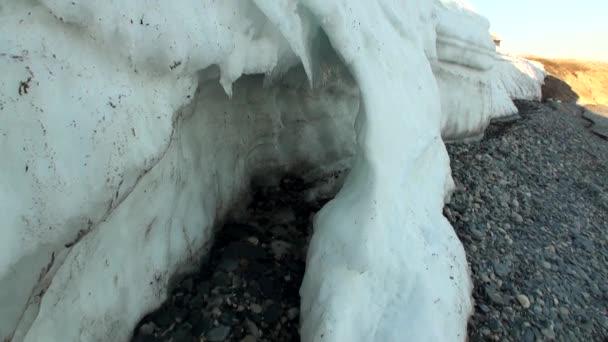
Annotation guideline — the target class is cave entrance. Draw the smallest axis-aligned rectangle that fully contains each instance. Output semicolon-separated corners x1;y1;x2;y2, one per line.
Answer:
128;29;357;342
131;175;334;342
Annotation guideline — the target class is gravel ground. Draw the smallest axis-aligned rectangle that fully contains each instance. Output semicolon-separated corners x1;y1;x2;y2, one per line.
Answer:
132;100;608;342
132;177;328;342
446;100;608;341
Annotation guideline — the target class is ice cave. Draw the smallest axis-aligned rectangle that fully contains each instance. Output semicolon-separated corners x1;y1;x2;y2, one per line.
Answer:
0;0;544;341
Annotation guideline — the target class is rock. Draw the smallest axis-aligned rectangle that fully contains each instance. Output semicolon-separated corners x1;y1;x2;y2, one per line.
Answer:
516;294;531;309
247;236;260;246
541;261;552;270
541;325;556;339
479;273;491;283
190;313;213;337
512;213;524;224
240;335;257;342
522;327;536;342
138;322;156;336
270;240;292;259
212;272;233;287
250;303;263;314
246;320;261;338
574;236;594;251
218;258;239;272
171;328;192;342
206;325;231;342
258;276;276;298
151;308;176;327
470;228;485;240
287;307;299;321
264;303;283;324
479;304;491;313
493;261;511;277
487;290;506;306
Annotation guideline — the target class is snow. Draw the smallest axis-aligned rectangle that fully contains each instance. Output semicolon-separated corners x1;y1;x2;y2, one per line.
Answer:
0;1;543;341
495;48;547;102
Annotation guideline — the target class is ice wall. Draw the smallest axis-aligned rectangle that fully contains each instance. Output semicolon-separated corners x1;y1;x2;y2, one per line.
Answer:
0;1;543;341
494;48;547;102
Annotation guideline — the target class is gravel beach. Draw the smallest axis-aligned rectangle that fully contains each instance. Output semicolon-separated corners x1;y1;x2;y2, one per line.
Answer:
446;100;608;341
132;100;608;342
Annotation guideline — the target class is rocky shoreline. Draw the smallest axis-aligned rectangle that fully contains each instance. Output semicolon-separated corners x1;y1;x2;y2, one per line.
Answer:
446;100;608;341
132;100;607;342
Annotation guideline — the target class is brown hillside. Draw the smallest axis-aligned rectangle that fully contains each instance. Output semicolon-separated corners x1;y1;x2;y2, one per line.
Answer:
526;57;608;114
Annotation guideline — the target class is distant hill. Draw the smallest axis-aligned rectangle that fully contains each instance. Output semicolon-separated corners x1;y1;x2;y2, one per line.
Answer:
526;57;608;116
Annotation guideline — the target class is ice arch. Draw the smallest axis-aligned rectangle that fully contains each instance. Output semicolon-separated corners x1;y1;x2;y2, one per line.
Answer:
0;0;543;341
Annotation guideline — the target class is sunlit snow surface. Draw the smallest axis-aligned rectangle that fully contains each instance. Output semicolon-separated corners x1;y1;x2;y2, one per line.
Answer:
0;1;543;341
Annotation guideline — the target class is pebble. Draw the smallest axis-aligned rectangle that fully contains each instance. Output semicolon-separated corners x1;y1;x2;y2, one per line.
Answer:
246;320;261;338
516;294;531;309
287;307;299;321
240;335;257;342
270;240;291;259
250;303;263;314
444;101;608;341
493;261;511;277
542;326;556;339
512;213;524;224
138;322;156;336
479;273;491;283
206;325;231;342
471;228;485;239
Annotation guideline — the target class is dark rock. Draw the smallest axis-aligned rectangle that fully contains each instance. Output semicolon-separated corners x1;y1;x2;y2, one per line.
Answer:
212;272;232;287
218;257;239;272
206;325;231;342
223;241;267;260
493;260;511;277
263;303;282;324
190;313;213;337
171;327;192;342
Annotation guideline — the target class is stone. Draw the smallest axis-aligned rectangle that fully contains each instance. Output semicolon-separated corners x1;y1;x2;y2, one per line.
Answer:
541;326;556;339
138;322;156;336
522;327;536;342
287;307;299;321
206;325;231;342
212;272;232;287
218;258;240;272
246;320;261;338
487;291;506;306
171;328;192;342
270;240;292;259
512;213;524;224
470;228;485;240
493;260;511;277
250;303;263;314
516;294;531;309
264;303;283;324
240;335;257;342
479;273;491;283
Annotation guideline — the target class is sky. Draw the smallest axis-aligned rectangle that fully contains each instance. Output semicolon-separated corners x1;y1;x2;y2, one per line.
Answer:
469;0;608;61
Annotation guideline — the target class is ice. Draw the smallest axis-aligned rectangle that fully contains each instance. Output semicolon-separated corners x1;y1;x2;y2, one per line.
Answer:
0;1;543;341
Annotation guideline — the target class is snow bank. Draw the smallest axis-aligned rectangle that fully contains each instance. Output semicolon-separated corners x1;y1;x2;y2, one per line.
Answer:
0;1;543;341
494;48;547;102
